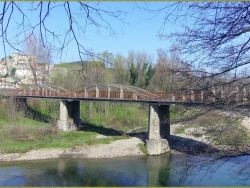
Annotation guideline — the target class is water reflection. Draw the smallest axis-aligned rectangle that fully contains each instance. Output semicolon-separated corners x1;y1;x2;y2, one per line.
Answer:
1;153;250;186
0;157;148;186
147;154;170;186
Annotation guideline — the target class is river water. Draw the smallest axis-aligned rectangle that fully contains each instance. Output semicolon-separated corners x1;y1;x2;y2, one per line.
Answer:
1;152;250;186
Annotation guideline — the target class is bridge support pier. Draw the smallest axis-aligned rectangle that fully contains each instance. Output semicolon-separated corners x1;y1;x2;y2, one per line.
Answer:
146;104;170;155
57;100;81;131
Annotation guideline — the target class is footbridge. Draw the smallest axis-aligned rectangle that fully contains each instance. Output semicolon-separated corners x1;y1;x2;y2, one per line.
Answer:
1;83;249;155
2;83;231;103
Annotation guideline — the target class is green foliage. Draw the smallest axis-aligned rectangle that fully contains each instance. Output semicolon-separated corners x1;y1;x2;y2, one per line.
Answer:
129;61;154;88
10;67;16;76
0;99;127;153
27;99;59;120
170;105;186;119
129;62;137;86
0;128;124;153
138;143;147;154
145;63;154;87
0;98;147;154
80;102;148;134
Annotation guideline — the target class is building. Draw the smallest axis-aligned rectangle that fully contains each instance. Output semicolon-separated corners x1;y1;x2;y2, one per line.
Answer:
0;53;54;85
0;60;8;76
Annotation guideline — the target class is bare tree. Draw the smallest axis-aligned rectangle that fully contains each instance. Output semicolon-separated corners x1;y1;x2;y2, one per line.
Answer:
113;53;130;85
23;33;51;85
0;2;126;63
139;2;250;84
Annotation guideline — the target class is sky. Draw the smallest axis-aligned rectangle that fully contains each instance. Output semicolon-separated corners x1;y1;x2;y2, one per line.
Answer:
0;2;179;64
76;2;176;62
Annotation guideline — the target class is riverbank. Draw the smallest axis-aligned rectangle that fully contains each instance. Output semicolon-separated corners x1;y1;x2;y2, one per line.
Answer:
0;137;145;162
1;115;249;162
170;115;250;155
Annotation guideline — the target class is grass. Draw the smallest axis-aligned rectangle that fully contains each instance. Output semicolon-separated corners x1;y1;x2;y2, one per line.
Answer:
2;97;249;154
0;98;142;154
80;102;148;133
0;127;126;153
138;143;147;154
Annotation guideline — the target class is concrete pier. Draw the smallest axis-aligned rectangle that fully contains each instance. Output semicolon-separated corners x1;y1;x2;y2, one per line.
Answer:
146;104;170;155
57;100;81;131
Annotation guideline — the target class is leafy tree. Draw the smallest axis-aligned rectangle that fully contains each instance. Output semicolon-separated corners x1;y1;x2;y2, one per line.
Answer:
128;51;154;88
129;62;137;86
10;67;16;77
145;63;154;87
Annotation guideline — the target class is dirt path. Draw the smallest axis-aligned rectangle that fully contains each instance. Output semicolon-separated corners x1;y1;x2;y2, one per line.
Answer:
0;137;144;162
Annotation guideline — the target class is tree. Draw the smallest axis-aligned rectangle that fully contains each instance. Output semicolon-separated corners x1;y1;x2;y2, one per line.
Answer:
98;50;114;68
23;33;51;85
10;67;16;77
143;2;250;82
113;53;130;85
0;2;126;63
149;49;172;93
149;48;195;93
145;63;154;87
128;50;154;89
129;62;137;86
84;60;108;85
139;2;250;159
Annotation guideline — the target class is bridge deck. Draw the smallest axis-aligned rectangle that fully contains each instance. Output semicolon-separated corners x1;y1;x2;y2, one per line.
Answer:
0;83;248;105
14;95;208;105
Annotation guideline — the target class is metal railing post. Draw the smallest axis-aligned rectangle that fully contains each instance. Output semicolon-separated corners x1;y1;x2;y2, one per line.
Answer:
96;86;99;98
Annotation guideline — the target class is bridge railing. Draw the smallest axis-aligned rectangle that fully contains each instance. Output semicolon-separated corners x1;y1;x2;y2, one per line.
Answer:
2;83;250;103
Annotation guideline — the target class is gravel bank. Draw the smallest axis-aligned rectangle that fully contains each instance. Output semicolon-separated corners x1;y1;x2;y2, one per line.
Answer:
2;115;248;162
0;137;144;162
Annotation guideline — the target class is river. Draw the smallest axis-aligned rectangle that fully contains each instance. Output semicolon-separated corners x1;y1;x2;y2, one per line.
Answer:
0;152;250;186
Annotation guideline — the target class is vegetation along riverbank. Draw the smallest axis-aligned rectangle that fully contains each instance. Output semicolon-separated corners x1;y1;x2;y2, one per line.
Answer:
1;97;250;162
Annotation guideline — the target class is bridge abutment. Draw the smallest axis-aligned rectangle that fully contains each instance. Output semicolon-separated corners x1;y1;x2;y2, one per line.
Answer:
57;100;81;131
146;104;170;155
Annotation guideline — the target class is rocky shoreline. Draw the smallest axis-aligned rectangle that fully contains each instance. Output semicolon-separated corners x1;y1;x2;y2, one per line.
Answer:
1;115;249;162
0;137;145;162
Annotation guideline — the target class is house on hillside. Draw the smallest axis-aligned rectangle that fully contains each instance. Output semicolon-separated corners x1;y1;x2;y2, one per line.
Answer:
0;53;54;85
0;59;8;76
